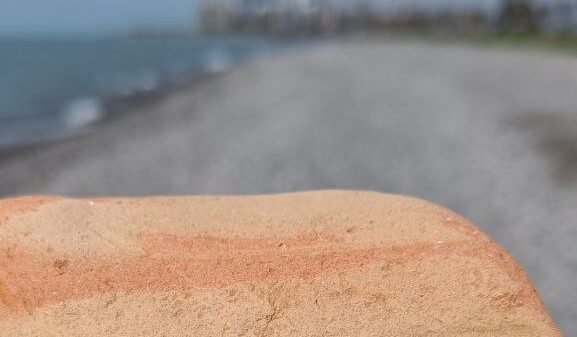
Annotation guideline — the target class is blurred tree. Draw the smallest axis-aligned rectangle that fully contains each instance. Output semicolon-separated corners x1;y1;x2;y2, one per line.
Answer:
497;0;540;34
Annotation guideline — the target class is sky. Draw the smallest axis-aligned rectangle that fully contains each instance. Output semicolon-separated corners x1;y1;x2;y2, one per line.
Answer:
0;0;200;36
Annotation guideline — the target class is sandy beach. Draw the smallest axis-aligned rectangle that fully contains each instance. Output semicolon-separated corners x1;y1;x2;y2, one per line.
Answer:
0;38;576;334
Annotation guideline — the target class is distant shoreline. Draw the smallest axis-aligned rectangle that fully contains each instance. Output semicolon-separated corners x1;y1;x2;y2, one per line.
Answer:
0;67;227;163
0;36;307;158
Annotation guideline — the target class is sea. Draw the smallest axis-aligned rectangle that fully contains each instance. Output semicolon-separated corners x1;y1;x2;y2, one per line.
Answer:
0;36;288;149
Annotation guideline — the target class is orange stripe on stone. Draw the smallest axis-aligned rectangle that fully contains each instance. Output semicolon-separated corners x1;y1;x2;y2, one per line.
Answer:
0;232;540;314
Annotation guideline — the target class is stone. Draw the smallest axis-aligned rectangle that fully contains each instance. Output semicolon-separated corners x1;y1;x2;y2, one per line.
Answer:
0;191;562;336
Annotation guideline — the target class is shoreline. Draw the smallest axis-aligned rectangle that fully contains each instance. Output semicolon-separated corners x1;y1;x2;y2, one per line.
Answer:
0;35;304;155
1;74;225;160
0;61;233;163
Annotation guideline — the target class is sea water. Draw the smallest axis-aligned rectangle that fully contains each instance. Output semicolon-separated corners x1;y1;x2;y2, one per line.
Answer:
0;36;282;148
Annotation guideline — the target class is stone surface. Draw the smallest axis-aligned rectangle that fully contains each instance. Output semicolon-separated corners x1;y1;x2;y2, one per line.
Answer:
0;191;561;336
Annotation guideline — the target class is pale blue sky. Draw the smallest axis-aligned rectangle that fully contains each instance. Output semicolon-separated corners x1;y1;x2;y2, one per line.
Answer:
0;0;199;36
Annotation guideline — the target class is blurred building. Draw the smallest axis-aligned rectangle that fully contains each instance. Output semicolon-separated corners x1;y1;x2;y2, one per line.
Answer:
197;0;369;35
198;0;236;33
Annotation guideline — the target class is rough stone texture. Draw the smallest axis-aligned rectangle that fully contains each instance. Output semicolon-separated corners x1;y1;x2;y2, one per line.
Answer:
0;191;561;336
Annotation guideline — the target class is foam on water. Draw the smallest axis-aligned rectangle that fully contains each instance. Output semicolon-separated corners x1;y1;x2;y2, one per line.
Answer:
204;48;233;73
61;97;104;129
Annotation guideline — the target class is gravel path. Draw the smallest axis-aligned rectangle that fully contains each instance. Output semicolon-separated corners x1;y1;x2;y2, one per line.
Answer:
1;39;576;335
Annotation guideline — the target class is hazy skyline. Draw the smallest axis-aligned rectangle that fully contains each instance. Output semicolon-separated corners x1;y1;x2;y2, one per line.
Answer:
0;0;501;36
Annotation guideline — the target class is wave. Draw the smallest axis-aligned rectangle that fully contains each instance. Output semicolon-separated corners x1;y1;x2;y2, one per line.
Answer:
203;48;233;73
61;97;105;129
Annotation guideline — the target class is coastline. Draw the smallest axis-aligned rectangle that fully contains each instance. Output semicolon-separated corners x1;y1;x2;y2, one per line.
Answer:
0;35;298;152
0;67;232;195
0;71;221;161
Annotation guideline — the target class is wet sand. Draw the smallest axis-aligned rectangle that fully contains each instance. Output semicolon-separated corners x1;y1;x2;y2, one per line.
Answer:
0;39;576;334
